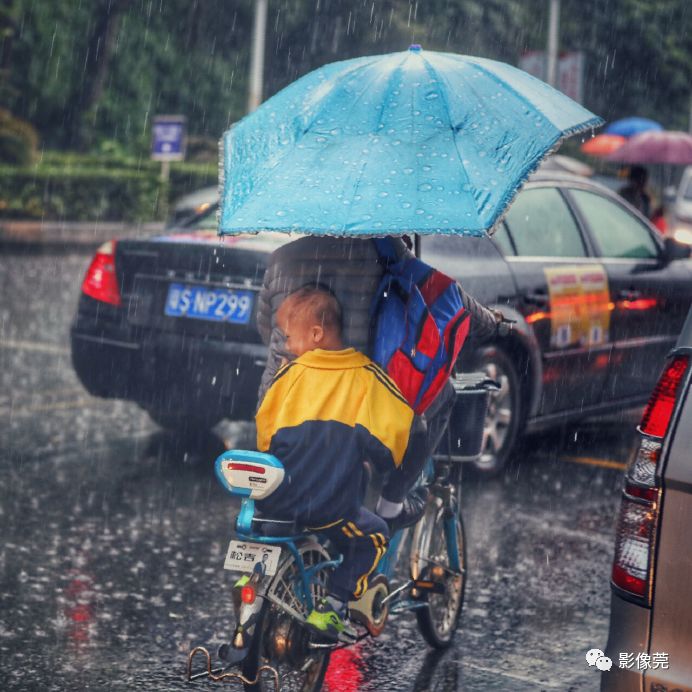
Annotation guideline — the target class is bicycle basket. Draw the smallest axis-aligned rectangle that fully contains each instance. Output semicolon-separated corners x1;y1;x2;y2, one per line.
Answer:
436;372;497;462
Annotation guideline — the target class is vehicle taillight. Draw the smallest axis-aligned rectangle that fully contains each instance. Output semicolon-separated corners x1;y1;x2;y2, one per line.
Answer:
640;356;689;438
81;240;121;306
611;354;690;604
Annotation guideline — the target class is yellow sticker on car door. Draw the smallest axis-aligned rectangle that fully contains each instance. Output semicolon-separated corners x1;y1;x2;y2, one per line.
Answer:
544;265;611;349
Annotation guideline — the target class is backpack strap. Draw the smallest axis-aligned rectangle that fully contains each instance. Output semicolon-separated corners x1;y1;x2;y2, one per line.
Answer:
372;237;399;264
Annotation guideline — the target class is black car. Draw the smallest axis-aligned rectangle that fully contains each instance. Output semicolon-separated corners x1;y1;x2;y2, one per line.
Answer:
71;172;692;473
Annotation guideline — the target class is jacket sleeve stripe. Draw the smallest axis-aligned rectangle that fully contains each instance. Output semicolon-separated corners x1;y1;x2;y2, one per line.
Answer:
364;365;410;407
271;361;295;385
368;362;404;393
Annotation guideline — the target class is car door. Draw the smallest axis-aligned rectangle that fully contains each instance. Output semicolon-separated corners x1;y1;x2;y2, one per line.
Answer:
503;185;612;416
568;187;692;402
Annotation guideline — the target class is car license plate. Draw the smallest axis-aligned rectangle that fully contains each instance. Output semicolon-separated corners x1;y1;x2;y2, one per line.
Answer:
164;283;254;324
224;540;282;576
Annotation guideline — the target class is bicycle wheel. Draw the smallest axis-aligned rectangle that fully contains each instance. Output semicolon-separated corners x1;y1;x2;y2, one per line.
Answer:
411;498;467;648
241;541;332;692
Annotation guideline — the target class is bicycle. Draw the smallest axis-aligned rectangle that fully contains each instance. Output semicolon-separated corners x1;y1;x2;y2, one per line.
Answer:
188;375;494;691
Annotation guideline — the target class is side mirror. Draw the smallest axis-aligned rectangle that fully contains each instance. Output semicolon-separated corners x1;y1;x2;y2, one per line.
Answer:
663;236;691;264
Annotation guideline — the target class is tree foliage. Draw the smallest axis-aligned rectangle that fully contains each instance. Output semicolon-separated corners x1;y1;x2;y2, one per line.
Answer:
3;0;691;157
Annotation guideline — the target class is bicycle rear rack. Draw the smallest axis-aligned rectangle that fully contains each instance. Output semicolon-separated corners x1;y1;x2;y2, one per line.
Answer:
187;646;280;690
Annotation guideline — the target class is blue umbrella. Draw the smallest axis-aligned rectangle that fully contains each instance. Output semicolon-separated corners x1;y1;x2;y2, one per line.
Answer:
219;46;602;237
604;117;663;138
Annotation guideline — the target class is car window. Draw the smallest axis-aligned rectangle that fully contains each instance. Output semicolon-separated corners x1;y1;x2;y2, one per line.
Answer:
504;187;586;257
491;222;515;256
571;190;659;260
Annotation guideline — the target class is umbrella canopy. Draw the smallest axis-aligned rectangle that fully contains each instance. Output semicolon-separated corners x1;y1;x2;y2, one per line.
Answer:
606;130;692;165
219;46;602;237
604;117;663;138
581;134;626;157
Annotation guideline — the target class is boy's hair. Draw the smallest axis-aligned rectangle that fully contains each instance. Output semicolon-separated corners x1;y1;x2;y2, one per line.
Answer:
282;285;342;334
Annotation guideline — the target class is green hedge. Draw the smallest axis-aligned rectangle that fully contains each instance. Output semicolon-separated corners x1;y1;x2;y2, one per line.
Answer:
0;157;216;221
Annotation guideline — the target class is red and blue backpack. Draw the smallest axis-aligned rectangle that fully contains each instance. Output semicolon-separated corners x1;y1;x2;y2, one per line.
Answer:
370;237;470;415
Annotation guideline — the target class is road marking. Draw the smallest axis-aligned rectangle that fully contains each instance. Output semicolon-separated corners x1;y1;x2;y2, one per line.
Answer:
0;339;69;355
563;455;626;471
463;662;563;689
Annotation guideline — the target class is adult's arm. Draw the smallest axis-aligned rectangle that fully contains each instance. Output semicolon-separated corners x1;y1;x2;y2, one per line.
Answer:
460;284;504;341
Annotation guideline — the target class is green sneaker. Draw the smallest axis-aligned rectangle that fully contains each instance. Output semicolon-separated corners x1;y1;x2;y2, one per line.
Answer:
305;599;357;643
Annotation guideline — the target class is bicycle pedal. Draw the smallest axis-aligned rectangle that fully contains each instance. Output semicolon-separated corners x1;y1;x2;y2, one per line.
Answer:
388;598;429;614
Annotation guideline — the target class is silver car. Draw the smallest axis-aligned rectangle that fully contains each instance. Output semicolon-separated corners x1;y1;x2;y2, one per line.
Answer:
602;306;692;690
670;165;692;245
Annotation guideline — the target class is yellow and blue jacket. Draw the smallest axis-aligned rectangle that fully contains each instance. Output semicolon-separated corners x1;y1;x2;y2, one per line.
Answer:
255;347;416;523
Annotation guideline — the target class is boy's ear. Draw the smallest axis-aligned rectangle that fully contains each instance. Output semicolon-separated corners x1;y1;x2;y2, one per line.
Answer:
312;325;324;343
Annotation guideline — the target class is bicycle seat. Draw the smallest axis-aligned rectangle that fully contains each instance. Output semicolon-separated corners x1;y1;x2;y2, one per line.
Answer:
215;449;285;499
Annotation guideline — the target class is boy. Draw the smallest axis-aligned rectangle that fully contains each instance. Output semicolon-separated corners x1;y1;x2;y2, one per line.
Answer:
255;286;426;642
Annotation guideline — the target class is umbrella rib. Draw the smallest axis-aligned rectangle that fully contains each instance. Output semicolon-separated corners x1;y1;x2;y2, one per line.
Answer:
457;58;602;230
419;56;473;205
296;56;383;137
224;57;384;224
461;56;602;139
343;57;411;230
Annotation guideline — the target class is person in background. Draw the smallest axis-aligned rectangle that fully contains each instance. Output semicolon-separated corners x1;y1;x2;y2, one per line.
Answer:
618;165;652;218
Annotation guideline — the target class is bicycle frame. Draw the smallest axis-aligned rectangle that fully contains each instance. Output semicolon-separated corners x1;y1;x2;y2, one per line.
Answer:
234;518;341;614
233;456;461;615
212;447;465;678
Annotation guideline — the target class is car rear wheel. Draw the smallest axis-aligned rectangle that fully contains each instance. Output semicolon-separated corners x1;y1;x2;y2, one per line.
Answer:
470;345;523;476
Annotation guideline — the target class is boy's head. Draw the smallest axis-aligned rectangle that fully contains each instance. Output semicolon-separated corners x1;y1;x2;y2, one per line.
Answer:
277;286;343;357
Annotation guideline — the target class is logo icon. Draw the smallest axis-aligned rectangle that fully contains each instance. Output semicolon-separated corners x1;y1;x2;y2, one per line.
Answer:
586;648;612;672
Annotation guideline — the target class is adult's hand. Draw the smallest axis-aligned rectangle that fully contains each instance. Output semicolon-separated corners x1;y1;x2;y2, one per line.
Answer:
492;309;516;337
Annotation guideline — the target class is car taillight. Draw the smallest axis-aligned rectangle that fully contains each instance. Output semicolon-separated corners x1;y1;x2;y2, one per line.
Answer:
81;240;121;306
640;356;689;438
611;354;690;604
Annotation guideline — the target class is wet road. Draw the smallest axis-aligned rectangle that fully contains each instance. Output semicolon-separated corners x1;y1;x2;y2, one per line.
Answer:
0;250;640;691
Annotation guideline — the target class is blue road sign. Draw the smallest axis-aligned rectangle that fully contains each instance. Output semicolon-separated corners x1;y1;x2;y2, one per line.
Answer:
151;115;186;161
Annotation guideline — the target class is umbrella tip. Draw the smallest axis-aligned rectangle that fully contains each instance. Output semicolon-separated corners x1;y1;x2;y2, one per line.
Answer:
408;44;422;53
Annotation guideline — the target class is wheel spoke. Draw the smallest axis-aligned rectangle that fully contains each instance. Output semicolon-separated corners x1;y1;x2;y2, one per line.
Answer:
496;407;512;426
488;425;502;452
497;374;510;400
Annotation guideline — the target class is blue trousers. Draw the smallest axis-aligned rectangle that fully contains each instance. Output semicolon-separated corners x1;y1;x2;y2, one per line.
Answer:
308;507;389;602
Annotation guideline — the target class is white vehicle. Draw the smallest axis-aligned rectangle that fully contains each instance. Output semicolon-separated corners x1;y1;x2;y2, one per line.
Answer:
670;166;692;245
